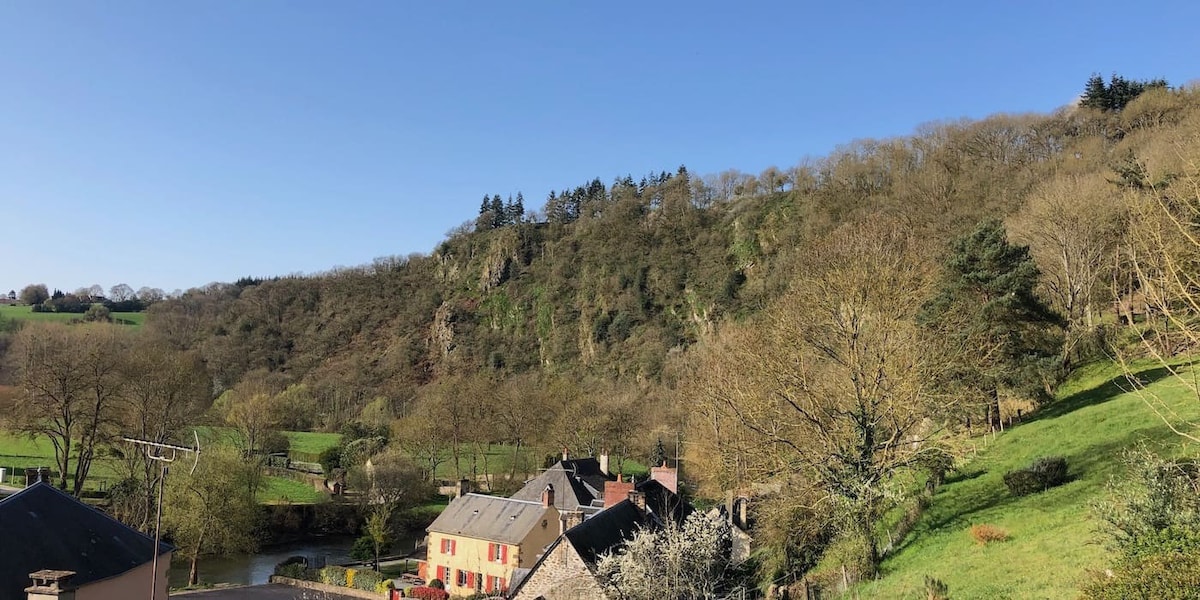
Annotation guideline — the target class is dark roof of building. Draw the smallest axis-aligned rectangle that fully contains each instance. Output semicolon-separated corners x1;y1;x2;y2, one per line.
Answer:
0;482;171;599
426;493;554;544
506;477;694;599
562;500;648;565
510;458;615;512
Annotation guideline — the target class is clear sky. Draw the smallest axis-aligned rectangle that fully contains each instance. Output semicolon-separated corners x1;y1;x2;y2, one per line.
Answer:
2;1;1197;294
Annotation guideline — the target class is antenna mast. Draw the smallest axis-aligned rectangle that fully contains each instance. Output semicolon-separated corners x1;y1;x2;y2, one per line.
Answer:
122;431;201;599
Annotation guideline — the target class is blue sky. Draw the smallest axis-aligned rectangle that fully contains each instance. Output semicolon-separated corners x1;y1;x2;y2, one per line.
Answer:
2;1;1198;294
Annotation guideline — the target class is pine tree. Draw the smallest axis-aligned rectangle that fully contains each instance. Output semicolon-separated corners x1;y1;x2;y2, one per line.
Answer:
490;194;504;228
921;219;1064;430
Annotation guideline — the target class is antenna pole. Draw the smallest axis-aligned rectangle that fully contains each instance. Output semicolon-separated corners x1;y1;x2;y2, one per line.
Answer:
122;433;201;599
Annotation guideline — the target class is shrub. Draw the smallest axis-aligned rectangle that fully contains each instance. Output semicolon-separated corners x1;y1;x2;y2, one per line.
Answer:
318;565;348;587
408;586;450;600
273;556;308;579
352;569;385;592
427;578;445;590
1003;456;1068;496
1080;552;1200;599
924;575;950;600
969;524;1010;545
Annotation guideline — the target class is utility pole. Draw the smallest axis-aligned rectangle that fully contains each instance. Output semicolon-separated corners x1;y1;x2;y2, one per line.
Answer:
122;432;201;600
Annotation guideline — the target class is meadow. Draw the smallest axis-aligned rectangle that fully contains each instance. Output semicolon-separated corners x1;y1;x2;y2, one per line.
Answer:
0;304;145;326
855;359;1200;599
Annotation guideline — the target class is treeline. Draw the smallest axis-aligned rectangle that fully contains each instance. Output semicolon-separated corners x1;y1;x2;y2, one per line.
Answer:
15;282;166;315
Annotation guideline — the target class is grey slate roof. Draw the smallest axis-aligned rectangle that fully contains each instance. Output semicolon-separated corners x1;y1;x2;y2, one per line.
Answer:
0;482;172;599
426;493;553;544
509;458;614;513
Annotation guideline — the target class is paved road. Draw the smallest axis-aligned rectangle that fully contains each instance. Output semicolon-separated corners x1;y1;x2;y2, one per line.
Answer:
173;583;365;599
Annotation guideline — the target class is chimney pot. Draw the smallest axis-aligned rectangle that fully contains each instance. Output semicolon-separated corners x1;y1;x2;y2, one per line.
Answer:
541;484;555;508
562;447;569;461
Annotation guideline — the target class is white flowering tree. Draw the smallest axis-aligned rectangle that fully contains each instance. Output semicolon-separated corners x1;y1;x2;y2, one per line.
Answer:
595;511;732;600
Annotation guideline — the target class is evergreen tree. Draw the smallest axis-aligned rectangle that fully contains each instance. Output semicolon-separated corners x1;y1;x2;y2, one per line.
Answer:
921;219;1063;430
490;194;504;228
650;438;667;468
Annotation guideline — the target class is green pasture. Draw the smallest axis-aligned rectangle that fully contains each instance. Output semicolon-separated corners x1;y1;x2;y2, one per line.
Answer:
0;304;145;326
855;359;1200;599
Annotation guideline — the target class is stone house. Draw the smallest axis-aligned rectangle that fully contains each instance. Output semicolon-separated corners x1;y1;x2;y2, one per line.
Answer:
507;475;690;600
0;482;173;599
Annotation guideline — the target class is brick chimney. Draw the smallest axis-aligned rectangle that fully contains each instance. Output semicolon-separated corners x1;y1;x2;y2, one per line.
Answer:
598;451;610;477
603;475;634;509
541;484;555;508
457;478;470;498
650;461;678;494
26;570;75;600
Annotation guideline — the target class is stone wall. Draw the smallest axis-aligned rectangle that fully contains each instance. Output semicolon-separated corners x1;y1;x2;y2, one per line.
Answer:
511;542;606;600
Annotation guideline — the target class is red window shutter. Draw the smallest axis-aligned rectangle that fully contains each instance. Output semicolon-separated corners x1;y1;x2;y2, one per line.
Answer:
467;571;475;588
501;544;509;563
451;539;457;555
436;566;445;582
488;542;495;561
498;577;506;591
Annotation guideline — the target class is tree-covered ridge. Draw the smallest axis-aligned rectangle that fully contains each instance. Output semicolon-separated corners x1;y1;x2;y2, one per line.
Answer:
135;77;1200;442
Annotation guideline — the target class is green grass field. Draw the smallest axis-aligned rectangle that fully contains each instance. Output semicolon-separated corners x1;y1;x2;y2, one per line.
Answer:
854;359;1199;599
0;304;145;326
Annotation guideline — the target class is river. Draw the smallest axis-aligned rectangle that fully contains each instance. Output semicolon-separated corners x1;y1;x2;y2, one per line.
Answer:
169;533;421;587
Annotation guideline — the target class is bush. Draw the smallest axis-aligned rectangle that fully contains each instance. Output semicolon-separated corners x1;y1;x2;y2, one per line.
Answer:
351;569;386;592
969;524;1010;545
1003;456;1068;496
408;586;450;600
1080;552;1200;599
318;565;348;587
275;562;307;580
924;575;950;600
427;578;445;589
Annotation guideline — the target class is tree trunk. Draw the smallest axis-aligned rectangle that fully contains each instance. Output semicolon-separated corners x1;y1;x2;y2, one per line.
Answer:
189;555;200;587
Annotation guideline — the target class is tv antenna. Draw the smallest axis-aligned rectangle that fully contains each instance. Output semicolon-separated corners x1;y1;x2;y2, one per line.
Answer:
122;431;201;599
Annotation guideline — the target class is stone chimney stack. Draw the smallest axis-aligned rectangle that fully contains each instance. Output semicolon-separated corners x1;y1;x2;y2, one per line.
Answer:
26;570;76;600
560;510;584;534
541;484;555;508
562;447;569;462
650;461;678;494
603;475;635;509
457;478;470;498
598;451;610;477
627;490;646;513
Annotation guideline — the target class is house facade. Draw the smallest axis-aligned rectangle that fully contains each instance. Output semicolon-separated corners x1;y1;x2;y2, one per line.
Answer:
422;487;562;596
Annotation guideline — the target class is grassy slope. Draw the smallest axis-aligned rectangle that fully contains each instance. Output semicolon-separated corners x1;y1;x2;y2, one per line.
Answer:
856;360;1199;599
0;304;145;325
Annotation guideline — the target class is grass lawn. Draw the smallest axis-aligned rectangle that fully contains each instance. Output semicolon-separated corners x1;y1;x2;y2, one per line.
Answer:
855;359;1200;599
0;431;120;491
284;431;342;459
0;304;144;326
259;475;326;504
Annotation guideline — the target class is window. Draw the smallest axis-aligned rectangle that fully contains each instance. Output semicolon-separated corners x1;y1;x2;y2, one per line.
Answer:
436;565;447;583
488;543;508;563
456;569;470;587
440;537;456;556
